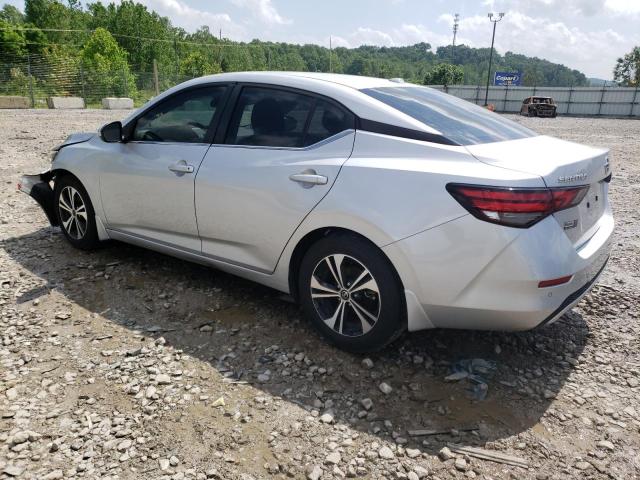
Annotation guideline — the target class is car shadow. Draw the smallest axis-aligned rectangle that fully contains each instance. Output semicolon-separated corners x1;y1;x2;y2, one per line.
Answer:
2;226;590;455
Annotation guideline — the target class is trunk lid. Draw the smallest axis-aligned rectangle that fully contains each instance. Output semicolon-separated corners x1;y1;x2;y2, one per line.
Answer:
466;135;610;246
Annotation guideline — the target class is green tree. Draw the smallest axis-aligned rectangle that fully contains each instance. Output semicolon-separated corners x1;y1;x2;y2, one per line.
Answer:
0;5;25;24
424;63;464;86
179;51;221;78
81;27;136;100
2;0;592;104
0;20;27;57
88;1;175;73
614;47;640;86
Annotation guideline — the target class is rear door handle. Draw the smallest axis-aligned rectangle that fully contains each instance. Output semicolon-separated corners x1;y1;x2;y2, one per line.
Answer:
289;170;328;187
169;161;194;174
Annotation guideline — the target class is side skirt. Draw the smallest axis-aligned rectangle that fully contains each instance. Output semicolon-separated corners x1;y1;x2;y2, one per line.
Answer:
105;228;290;294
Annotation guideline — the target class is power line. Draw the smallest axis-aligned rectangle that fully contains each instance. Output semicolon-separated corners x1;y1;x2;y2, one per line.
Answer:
0;26;275;49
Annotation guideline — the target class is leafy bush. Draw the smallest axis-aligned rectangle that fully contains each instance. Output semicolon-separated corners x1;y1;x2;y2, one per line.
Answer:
81;27;137;100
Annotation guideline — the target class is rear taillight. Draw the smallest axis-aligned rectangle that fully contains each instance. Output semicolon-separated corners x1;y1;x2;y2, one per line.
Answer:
446;183;589;228
538;275;573;288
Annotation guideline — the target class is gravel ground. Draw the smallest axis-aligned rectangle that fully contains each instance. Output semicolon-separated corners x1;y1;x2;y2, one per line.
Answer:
1;110;639;480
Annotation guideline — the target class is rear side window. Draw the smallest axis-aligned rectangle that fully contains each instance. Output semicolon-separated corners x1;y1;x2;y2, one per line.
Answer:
362;86;537;145
304;99;355;146
133;87;227;143
225;87;314;148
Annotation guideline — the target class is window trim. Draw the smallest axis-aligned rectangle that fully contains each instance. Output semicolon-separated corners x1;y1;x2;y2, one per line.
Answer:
216;82;356;149
211;129;355;152
357;118;459;146
123;83;234;145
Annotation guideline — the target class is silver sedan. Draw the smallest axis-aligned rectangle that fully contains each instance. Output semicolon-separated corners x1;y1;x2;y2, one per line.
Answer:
20;72;613;352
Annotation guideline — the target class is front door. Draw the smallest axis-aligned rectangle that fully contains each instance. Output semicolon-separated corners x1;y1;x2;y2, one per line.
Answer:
100;85;228;251
195;85;356;272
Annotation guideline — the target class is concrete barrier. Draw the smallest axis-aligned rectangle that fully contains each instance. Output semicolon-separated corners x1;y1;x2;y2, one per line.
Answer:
47;97;85;109
102;97;134;109
0;96;30;109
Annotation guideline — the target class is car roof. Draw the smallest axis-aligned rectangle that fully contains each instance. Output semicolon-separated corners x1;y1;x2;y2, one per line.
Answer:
124;72;445;136
194;71;399;90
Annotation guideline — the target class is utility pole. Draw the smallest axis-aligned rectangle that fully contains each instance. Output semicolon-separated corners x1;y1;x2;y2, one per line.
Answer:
329;36;333;73
484;12;504;106
452;13;459;64
153;59;160;96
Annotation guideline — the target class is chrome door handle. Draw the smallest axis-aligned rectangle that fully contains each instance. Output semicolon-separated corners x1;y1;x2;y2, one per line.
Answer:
169;161;194;174
289;171;328;187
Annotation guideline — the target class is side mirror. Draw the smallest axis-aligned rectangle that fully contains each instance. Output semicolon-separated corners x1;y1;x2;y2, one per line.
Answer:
100;121;123;143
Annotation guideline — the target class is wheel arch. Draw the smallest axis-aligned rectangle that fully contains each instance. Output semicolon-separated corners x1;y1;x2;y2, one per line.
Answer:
287;226;405;306
50;168;110;241
51;168;80;184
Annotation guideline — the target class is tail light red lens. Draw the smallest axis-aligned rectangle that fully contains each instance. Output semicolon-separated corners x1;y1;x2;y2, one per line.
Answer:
446;183;589;228
538;275;573;288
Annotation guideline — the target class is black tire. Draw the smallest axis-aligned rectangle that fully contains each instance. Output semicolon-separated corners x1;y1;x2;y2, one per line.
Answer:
54;174;101;250
529;108;537;117
298;233;406;353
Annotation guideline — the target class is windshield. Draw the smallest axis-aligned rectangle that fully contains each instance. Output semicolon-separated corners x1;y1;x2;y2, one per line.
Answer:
362;86;537;145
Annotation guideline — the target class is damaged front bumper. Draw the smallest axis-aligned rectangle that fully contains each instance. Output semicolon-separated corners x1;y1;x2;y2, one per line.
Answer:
18;171;58;226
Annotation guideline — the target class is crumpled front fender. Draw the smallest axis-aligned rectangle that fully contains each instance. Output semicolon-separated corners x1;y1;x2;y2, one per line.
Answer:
18;171;58;226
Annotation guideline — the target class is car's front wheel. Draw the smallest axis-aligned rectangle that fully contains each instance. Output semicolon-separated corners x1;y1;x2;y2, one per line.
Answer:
298;233;405;353
54;175;100;250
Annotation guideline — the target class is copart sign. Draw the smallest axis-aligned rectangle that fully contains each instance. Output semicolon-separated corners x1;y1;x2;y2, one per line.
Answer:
494;71;522;86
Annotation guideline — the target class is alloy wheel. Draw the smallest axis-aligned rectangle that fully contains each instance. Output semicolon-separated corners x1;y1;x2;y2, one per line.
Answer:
58;186;88;240
310;254;381;337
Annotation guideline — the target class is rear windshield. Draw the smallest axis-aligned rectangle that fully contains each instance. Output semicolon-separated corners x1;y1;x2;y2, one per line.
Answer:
362;86;537;145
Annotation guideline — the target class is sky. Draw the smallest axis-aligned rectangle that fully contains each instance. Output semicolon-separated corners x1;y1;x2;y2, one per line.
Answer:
6;0;640;79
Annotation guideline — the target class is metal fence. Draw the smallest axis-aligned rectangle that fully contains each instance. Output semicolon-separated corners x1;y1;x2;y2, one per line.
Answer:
0;53;190;107
429;85;640;117
2;52;640;117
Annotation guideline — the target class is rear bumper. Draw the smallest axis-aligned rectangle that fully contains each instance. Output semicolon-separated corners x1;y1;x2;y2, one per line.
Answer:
537;109;556;117
535;254;608;329
18;172;58;226
384;205;613;332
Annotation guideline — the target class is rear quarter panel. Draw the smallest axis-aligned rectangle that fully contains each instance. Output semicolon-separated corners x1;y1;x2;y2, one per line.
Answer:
312;131;546;245
272;131;546;290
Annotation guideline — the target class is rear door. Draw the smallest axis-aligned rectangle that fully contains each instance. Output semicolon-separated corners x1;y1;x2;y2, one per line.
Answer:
195;85;356;272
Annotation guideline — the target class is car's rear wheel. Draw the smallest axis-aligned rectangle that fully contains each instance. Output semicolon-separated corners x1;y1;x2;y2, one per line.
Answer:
298;233;405;353
54;175;100;250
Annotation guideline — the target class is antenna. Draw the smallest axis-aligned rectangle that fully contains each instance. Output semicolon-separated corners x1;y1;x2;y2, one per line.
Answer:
452;13;460;47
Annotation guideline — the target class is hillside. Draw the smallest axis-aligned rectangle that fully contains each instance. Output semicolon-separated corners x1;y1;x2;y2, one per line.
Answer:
0;1;588;91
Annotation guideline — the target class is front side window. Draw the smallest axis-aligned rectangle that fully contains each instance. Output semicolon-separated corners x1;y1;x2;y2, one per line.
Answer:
362;86;537;146
133;87;227;143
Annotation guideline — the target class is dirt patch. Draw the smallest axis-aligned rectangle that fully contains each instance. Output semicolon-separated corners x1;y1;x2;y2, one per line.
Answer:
1;110;639;479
